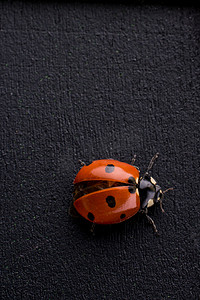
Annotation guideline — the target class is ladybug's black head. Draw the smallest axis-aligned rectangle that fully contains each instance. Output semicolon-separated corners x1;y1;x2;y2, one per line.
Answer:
139;175;163;209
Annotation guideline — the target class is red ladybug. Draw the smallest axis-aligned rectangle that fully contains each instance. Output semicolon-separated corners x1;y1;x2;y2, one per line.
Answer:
70;153;173;233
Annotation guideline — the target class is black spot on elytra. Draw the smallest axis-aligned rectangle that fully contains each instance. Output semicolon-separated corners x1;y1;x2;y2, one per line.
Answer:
120;213;126;219
105;164;115;173
128;186;136;194
87;212;95;221
106;196;116;208
128;176;136;184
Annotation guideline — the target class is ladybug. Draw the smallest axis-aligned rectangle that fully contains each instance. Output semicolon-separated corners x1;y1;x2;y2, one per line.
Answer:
70;153;173;233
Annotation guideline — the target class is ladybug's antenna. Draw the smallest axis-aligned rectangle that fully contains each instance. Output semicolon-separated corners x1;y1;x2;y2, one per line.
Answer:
144;152;159;176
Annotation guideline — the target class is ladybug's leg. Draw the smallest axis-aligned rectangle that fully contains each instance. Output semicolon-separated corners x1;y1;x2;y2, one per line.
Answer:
90;223;96;235
159;198;165;213
131;154;137;165
144;152;159;176
145;214;158;234
159;187;174;213
79;159;86;166
142;209;158;234
68;203;81;218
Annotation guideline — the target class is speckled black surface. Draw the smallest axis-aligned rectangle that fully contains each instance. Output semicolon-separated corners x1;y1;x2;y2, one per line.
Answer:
1;1;200;299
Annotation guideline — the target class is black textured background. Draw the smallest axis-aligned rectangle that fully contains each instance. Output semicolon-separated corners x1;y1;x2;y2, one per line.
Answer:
1;1;200;300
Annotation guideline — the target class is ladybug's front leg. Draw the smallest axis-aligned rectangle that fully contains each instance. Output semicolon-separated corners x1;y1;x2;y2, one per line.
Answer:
160;187;174;213
145;214;158;235
144;152;159;177
141;208;159;235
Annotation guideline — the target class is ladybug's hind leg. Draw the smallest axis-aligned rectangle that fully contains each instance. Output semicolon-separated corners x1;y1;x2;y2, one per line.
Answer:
131;154;137;165
90;223;96;235
68;202;81;218
79;159;86;166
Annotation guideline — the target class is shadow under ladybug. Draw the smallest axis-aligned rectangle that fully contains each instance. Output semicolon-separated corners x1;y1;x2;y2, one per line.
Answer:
69;153;173;235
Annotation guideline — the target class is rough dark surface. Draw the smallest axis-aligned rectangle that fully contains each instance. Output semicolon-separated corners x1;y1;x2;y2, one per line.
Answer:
1;1;200;299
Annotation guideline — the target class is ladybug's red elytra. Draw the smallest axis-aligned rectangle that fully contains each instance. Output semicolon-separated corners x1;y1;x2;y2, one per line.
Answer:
70;153;173;233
